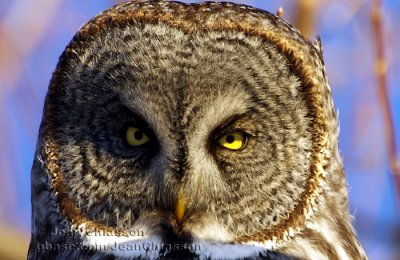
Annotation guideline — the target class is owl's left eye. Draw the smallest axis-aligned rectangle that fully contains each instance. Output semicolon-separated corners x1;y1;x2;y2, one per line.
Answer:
125;126;150;146
217;131;247;150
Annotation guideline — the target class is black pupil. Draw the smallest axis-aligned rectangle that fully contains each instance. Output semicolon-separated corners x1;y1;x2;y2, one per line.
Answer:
134;130;144;140
226;135;235;143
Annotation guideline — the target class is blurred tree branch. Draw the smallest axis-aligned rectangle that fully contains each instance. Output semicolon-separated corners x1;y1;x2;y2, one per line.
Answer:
293;0;318;39
0;224;29;260
371;0;400;203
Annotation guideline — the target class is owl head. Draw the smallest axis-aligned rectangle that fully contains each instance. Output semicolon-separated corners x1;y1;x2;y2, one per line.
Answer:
30;1;351;259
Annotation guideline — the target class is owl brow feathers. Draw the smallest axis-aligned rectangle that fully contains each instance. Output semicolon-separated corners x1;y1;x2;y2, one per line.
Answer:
44;0;332;244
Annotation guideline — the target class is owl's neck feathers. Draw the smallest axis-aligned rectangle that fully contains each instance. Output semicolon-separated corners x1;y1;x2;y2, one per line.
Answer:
42;0;344;256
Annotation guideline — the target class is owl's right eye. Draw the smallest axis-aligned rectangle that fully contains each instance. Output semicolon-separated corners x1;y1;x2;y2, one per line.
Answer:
125;126;150;146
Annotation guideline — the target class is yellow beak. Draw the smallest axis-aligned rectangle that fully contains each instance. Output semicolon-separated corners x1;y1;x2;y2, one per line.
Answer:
175;193;185;225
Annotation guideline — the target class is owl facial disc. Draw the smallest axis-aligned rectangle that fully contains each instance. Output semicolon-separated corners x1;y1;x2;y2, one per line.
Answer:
44;0;328;251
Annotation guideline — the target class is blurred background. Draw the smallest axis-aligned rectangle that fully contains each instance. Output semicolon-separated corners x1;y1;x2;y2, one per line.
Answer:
0;0;399;259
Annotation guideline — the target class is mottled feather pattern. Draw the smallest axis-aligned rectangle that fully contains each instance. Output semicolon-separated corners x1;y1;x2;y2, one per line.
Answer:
29;1;366;259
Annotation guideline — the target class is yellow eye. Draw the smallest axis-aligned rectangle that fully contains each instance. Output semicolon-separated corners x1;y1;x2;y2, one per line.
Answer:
126;127;150;146
218;131;247;150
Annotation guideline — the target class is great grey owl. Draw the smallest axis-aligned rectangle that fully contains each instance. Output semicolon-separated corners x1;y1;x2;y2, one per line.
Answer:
28;0;367;259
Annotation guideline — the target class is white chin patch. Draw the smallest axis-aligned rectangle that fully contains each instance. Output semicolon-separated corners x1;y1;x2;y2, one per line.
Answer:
191;240;276;259
84;237;273;259
78;223;276;259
